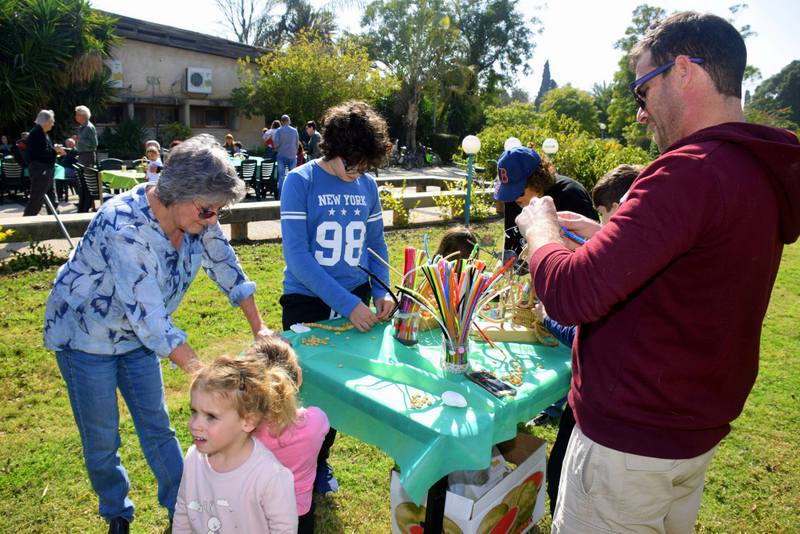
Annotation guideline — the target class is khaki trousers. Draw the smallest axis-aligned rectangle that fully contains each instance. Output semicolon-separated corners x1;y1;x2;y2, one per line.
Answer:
552;426;718;534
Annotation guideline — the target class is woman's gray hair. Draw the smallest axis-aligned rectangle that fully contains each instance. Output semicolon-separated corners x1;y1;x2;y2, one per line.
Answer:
74;105;91;119
154;134;246;207
35;109;55;126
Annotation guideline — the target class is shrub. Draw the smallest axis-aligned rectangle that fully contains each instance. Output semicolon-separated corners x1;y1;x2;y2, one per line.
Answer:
98;119;147;160
162;122;192;145
379;184;417;228
432;180;494;222
0;241;65;275
429;133;460;163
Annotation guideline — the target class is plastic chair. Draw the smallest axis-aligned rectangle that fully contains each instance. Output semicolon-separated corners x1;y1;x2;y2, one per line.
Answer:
258;159;277;199
0;156;27;203
76;163;112;212
99;158;124;171
238;158;257;198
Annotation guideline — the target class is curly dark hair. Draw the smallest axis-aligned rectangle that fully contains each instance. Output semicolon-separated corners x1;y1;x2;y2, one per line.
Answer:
319;101;392;169
523;147;557;194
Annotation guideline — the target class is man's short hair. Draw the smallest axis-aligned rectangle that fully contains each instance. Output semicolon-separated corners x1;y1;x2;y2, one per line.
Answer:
592;164;644;210
306;121;317;130
281;114;290;124
629;11;746;98
74;105;91;119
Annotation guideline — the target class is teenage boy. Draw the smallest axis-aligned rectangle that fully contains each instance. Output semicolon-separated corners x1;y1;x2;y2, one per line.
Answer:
279;100;394;494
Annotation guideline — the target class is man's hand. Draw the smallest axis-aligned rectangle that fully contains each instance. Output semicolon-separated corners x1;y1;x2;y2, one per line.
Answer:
374;294;397;321
349;302;379;332
516;196;563;254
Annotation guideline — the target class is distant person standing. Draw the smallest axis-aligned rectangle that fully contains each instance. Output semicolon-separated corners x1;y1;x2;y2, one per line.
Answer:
305;121;322;160
273;114;299;199
74;105;97;168
24;110;64;216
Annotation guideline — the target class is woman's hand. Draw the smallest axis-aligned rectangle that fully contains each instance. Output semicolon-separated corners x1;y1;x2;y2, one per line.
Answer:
349;302;379;332
169;343;201;374
374;294;397;321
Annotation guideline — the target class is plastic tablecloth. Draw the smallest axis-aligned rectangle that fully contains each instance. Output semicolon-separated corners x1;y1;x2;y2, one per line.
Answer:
100;169;146;189
285;319;571;504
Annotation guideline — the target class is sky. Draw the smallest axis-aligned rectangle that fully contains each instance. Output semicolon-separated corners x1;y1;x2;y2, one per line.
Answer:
91;0;799;97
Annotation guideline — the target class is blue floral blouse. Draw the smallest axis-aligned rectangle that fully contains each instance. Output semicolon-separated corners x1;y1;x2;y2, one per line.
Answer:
44;184;255;357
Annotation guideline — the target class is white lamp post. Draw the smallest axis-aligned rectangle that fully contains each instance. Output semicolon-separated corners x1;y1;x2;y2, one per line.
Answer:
504;137;522;151
599;122;607;139
461;135;481;226
541;138;559;157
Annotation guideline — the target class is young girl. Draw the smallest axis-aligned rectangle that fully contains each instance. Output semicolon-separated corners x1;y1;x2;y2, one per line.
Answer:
173;356;298;534
144;146;162;183
248;337;330;534
435;225;478;260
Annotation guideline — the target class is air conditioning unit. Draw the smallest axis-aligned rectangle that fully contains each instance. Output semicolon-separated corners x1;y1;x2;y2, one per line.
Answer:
186;67;212;94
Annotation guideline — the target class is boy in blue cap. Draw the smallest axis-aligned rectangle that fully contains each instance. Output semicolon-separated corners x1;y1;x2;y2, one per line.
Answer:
496;146;597;254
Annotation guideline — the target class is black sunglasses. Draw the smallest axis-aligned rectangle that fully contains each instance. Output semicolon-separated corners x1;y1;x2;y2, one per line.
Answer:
629;57;704;111
195;202;230;221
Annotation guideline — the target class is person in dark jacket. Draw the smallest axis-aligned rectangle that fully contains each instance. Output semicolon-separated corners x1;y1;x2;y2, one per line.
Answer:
518;12;800;533
496;147;597;254
23;110;64;216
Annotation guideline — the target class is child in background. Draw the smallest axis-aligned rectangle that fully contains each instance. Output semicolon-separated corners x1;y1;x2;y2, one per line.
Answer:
173;356;297;534
533;163;642;517
144;146;162;183
434;226;478;260
248;337;330;534
279;100;394;496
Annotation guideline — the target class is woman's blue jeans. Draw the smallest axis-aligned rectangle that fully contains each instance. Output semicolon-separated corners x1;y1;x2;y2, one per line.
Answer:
56;347;183;523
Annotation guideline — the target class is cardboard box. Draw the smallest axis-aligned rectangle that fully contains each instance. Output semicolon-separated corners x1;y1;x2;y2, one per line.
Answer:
390;433;546;534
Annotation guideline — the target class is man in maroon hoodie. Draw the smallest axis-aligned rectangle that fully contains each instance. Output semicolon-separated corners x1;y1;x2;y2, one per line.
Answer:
517;12;800;533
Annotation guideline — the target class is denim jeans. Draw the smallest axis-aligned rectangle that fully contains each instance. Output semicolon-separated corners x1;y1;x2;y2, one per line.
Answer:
56;347;183;522
276;155;297;198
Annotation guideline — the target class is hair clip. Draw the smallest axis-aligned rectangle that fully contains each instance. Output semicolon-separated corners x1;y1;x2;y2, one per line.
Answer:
239;369;246;391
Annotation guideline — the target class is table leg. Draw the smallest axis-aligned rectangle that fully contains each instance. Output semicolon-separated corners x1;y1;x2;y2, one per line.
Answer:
423;475;448;533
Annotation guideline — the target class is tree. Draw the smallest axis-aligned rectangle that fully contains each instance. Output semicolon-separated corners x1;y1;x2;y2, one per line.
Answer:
233;31;396;124
451;0;538;87
0;0;118;140
591;81;613;126
266;0;338;47
539;86;601;136
748;60;800;125
534;60;557;110
362;0;463;151
605;4;665;144
215;0;277;46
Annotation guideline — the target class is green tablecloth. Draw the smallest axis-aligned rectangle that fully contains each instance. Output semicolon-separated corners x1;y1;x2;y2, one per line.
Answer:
100;169;146;189
285;320;571;504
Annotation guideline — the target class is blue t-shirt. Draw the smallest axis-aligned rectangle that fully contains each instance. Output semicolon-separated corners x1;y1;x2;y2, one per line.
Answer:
273;125;299;159
280;161;389;317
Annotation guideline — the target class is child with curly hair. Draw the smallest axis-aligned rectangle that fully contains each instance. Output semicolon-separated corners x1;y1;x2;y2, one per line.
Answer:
248;337;330;534
173;356;297;533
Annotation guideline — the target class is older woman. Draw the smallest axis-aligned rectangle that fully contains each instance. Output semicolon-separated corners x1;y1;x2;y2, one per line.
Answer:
23;109;64;216
44;135;276;534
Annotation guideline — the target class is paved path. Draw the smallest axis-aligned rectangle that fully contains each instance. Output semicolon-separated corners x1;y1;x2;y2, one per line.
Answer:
0;165;489;261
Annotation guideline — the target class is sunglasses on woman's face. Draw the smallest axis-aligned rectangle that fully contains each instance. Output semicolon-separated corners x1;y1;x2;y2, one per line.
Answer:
194;202;230;221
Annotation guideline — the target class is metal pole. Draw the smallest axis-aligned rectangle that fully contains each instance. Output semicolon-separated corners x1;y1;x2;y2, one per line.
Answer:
464;154;474;226
43;194;75;250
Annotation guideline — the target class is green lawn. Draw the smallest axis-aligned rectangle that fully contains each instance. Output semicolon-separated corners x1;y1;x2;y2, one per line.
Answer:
0;221;797;533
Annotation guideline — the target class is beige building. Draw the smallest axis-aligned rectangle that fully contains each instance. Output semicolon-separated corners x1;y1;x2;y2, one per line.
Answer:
96;12;267;150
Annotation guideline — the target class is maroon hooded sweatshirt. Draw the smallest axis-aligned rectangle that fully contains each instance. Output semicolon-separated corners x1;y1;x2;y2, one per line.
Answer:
531;123;800;459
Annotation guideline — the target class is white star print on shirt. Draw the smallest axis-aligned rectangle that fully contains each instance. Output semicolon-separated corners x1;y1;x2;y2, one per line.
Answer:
340;208;347;216
328;209;335;216
353;208;361;216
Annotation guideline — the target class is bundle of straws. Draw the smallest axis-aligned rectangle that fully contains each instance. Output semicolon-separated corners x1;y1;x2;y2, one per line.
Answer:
397;254;514;368
393;246;429;344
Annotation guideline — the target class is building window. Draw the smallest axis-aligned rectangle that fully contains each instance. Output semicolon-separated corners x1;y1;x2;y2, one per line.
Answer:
133;105;180;127
191;107;230;128
94;104;124;125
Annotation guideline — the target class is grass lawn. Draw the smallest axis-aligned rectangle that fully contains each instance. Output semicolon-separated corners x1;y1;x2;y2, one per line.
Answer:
0;220;797;533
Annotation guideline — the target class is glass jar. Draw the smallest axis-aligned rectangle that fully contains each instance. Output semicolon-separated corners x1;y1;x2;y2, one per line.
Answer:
441;335;470;375
393;311;420;346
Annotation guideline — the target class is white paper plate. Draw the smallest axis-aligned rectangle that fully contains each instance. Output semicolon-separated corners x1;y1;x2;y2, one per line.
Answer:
290;323;311;334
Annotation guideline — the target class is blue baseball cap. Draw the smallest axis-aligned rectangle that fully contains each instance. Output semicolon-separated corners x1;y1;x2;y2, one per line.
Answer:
494;146;542;202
